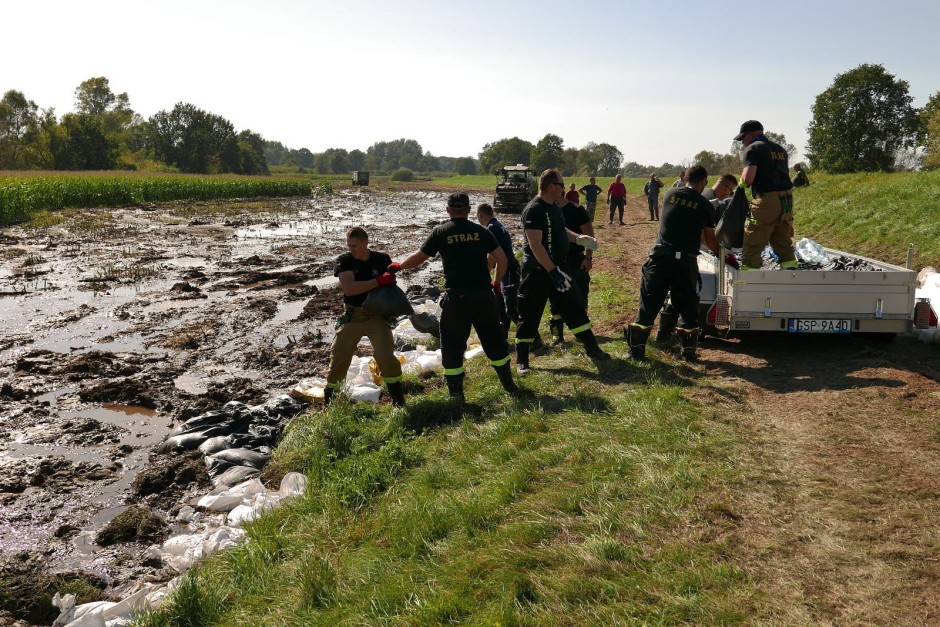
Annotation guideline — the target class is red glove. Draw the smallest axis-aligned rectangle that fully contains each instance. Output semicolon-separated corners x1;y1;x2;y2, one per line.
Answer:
725;253;739;269
376;272;396;286
491;280;502;295
387;262;402;274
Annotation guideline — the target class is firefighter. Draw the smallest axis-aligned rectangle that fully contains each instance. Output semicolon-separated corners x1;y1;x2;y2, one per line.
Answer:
626;164;718;362
389;192;518;401
516;168;609;372
548;189;594;345
325;226;404;406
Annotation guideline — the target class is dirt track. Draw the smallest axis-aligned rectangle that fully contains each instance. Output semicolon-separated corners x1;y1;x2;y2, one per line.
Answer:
595;196;940;624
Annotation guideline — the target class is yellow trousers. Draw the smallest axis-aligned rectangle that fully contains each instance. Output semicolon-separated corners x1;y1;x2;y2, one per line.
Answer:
326;307;402;386
743;191;795;268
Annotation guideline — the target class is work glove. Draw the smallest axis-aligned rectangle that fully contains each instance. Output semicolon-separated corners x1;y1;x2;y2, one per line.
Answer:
376;272;396;286
737;180;748;190
724;253;740;269
549;267;572;292
387;262;402;274
491;280;502;295
575;234;598;251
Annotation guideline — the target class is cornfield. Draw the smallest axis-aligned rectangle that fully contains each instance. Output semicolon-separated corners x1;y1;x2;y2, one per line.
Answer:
0;173;311;225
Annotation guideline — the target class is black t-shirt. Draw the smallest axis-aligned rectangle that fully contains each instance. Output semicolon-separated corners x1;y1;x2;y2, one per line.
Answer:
334;250;391;307
420;218;499;290
521;196;569;269
560;202;590;258
657;187;716;256
742;138;793;194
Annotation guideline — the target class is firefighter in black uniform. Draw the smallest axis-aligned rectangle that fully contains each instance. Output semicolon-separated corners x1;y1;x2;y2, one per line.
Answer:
625;164;718;363
390;192;518;401
548;192;594;345
516;168;608;372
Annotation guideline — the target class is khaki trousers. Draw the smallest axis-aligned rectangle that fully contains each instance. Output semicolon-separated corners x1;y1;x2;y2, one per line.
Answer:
326;307;402;385
742;191;795;268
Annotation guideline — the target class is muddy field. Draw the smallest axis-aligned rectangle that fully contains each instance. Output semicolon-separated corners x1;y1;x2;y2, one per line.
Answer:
0;189;481;618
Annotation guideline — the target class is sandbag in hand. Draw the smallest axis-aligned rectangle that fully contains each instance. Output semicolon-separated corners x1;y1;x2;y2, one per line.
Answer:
575;234;598;251
387;262;402;274
376;272;396;286
549;267;572;292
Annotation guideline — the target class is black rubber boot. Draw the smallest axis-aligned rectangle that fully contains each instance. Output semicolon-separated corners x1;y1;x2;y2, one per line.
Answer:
575;330;611;361
516;343;530;373
323;385;335;406
549;318;564;345
445;374;465;402
677;327;700;363
625;324;652;360
494;363;519;393
655;310;679;342
386;381;406;407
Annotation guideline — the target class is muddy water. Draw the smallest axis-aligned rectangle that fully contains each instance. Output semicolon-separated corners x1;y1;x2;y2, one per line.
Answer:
0;189;490;600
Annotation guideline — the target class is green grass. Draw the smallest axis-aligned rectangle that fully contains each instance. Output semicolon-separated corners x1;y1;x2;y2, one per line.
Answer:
792;170;940;268
0;172;311;226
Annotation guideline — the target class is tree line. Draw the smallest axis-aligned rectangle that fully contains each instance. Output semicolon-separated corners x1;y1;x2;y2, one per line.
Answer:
2;65;937;177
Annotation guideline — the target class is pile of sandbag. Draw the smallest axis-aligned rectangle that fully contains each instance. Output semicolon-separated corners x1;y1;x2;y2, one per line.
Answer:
915;267;940;344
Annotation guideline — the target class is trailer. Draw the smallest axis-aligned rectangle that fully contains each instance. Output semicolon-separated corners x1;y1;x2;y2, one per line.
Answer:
696;245;937;338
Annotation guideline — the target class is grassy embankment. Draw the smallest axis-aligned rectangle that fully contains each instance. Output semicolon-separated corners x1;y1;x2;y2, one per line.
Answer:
0;171;311;226
131;169;940;626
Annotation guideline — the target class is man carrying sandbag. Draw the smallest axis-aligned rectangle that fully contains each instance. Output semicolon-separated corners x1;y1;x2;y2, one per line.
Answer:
389;192;518;401
324;226;405;406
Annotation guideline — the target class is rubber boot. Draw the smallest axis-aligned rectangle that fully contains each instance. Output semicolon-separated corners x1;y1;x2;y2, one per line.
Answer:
494;363;519;394
386;381;406;407
625;324;652;360
323;385;336;405
549;318;564;345
677;327;700;363
575;330;611;361
655;309;679;342
445;373;465;402
516;343;530;373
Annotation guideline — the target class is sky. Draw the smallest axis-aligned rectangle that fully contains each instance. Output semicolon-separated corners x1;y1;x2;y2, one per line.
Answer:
4;0;939;167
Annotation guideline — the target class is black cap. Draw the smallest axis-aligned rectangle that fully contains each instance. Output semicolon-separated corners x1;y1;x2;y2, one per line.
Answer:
447;192;471;210
734;120;763;141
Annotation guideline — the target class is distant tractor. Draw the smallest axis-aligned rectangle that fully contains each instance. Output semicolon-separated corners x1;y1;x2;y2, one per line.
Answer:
493;164;535;214
352;171;370;186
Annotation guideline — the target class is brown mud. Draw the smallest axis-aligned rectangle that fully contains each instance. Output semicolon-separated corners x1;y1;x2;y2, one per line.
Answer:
0;189;468;621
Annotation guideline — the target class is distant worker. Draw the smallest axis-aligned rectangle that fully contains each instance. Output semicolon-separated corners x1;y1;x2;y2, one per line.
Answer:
565;183;580;204
606;174;627;225
578;176;603;222
516;168;608;371
548;188;595;344
735;120;797;270
477;202;520;333
643;173;664;221
792;162;810;187
390;192;518;401
625;165;718;363
325;227;405;406
671;171;686;188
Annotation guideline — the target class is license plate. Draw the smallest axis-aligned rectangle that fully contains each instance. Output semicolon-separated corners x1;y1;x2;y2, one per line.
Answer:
787;318;852;333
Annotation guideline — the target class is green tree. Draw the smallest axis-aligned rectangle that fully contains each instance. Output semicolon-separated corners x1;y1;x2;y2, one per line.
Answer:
924;108;940;170
561;147;580;176
806;64;918;172
454;156;477;175
55;112;120;170
478;137;534;175
366;138;423;171
237;130;269;175
918;91;940;146
531;133;564;173
595;143;623;176
348;149;366;171
148;102;240;173
0;90;41;168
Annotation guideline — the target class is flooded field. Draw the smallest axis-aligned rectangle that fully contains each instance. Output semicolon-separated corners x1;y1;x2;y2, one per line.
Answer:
0;188;488;607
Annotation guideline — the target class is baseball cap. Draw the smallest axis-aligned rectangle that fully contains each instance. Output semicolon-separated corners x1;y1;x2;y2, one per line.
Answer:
734;120;763;141
447;192;471;210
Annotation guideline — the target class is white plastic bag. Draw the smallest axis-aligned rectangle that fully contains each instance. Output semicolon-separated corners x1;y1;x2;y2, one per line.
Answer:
795;237;829;264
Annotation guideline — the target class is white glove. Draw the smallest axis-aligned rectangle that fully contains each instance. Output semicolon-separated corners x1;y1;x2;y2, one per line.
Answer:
549;267;572;292
576;234;598;251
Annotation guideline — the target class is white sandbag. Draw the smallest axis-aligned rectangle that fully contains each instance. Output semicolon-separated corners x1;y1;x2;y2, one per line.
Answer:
196;492;244;513
226;504;258;527
464;345;485;360
279;471;307;497
203;526;246;555
175;505;195;524
914;269;940;344
293;377;326;400
213;465;260;488
161;534;204;557
350;383;381;402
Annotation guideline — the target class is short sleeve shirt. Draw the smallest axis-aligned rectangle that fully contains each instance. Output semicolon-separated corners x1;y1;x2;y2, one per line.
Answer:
420;218;499;290
742;138;793;195
486;217;515;262
334;250;391;306
579;184;602;202
607;181;626;199
560;202;590;258
657;187;716;256
521;196;569;269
